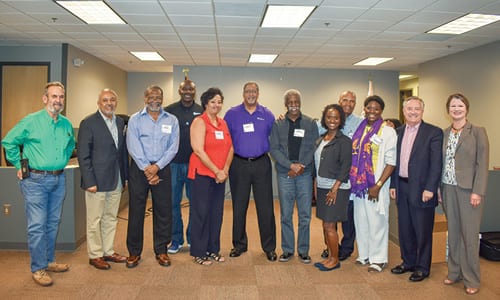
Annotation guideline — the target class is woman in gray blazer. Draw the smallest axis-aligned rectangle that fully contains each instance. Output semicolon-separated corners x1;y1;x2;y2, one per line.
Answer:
440;93;489;296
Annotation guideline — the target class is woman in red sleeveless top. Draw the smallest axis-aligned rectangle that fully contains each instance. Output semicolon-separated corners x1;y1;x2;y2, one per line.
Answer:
188;87;233;265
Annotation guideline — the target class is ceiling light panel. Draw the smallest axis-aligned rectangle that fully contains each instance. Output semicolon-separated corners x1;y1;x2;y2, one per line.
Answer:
55;1;126;24
428;13;500;35
261;5;316;28
130;51;165;61
354;57;393;66
248;54;278;63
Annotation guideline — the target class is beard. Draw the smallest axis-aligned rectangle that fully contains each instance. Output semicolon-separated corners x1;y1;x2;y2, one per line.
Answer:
48;103;64;114
147;102;162;112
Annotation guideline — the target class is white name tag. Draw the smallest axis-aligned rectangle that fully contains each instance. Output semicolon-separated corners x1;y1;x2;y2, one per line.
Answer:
243;123;255;133
161;124;172;134
294;129;305;137
215;131;224;140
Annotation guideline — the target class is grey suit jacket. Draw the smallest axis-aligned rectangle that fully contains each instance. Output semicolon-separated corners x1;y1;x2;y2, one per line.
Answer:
77;111;128;192
443;121;489;196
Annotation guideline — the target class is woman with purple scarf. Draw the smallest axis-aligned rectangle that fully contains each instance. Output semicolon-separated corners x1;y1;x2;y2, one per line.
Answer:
350;95;397;272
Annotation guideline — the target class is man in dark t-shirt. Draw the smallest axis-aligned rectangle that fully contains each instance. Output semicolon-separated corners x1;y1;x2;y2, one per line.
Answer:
164;79;203;253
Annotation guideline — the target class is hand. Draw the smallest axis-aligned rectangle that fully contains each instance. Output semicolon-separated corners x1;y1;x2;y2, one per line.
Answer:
437;188;442;203
144;164;159;180
470;193;482;208
368;185;380;201
389;188;396;199
86;185;98;193
422;190;434;202
288;163;304;177
16;169;23;180
326;189;338;206
148;174;161;185
215;170;227;183
277;113;285;121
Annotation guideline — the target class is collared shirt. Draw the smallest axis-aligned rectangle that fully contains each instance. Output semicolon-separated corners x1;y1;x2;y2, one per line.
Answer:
343;113;363;139
165;100;203;164
98;110;118;148
126;107;179;170
399;122;421;178
287;115;302;161
317;113;362;138
2;109;75;170
224;103;275;157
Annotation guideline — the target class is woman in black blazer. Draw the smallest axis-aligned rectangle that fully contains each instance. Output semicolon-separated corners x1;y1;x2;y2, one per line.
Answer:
313;104;352;271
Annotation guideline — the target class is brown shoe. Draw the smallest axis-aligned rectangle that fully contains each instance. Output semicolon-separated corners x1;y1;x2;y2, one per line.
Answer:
103;253;127;263
32;270;53;286
47;262;69;272
126;255;141;268
89;257;111;270
156;253;171;267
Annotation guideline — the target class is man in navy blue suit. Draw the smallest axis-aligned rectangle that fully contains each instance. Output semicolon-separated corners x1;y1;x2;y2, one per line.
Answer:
78;89;129;270
389;96;443;282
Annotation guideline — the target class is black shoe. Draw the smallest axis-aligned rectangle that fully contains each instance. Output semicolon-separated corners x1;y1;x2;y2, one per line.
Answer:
279;252;293;262
229;248;247;257
409;271;429;282
321;248;329;258
338;252;351;261
391;264;415;275
298;253;311;264
265;251;277;262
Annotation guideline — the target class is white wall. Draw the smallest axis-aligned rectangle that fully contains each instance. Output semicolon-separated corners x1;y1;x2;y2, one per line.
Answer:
171;66;400;119
419;40;500;169
66;45;128;126
127;72;173;115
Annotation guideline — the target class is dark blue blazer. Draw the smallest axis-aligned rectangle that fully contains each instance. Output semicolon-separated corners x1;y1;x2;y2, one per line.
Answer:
390;121;443;208
77;111;128;191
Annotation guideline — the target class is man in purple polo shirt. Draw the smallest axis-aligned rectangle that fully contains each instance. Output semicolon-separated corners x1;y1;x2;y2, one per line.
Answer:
224;81;277;262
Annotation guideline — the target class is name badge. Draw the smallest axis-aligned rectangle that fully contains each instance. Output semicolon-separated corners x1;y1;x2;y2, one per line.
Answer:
243;123;255;133
294;129;305;137
215;131;224;140
161;124;172;134
370;135;382;145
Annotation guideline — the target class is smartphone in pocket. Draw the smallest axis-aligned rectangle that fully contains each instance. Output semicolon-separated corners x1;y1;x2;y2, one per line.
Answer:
20;158;29;179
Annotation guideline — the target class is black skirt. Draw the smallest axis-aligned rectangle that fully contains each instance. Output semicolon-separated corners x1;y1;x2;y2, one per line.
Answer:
316;187;350;222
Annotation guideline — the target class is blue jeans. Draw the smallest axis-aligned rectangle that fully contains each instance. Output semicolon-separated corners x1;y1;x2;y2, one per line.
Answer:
19;172;66;272
170;163;191;245
277;171;313;255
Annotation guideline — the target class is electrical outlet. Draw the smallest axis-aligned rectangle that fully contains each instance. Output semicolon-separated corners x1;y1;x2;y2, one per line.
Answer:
3;204;11;216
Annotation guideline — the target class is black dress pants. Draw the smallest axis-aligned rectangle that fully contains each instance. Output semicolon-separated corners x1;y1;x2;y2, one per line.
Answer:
127;160;172;256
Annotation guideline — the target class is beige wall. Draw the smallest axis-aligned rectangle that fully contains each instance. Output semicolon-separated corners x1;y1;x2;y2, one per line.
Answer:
66;45;128;127
419;40;500;169
399;77;419;96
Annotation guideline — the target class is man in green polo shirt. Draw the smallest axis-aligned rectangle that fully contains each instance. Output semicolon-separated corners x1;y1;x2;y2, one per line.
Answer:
2;81;75;287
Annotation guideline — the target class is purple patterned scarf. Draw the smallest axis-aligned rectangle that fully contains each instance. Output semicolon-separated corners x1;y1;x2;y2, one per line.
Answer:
349;118;384;198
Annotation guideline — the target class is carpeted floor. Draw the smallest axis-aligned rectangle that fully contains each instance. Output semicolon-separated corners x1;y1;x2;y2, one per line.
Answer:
1;199;499;299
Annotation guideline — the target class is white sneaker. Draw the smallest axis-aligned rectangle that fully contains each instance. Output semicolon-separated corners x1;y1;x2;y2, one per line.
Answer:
167;242;183;254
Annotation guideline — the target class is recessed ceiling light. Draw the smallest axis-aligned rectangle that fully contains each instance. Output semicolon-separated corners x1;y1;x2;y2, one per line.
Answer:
399;74;414;80
248;54;278;64
427;13;500;35
354;57;393;66
130;52;165;61
261;5;316;28
55;1;126;24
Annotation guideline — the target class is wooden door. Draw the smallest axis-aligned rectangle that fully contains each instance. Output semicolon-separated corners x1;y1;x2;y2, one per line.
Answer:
1;65;49;166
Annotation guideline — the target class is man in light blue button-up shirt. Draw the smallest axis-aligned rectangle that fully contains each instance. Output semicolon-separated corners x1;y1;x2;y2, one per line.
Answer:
125;85;179;268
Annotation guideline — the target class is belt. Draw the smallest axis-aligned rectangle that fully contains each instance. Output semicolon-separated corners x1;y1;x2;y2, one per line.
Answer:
30;168;64;176
399;176;409;183
234;153;266;162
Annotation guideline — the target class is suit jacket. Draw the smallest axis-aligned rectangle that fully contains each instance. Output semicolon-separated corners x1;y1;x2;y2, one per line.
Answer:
391;121;443;208
269;113;319;175
77;111;128;192
442;121;489;196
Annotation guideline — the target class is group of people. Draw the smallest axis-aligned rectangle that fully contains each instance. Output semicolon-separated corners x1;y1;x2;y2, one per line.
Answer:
2;81;489;295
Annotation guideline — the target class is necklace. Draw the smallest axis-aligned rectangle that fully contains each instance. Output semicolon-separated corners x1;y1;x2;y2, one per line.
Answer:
451;123;465;132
